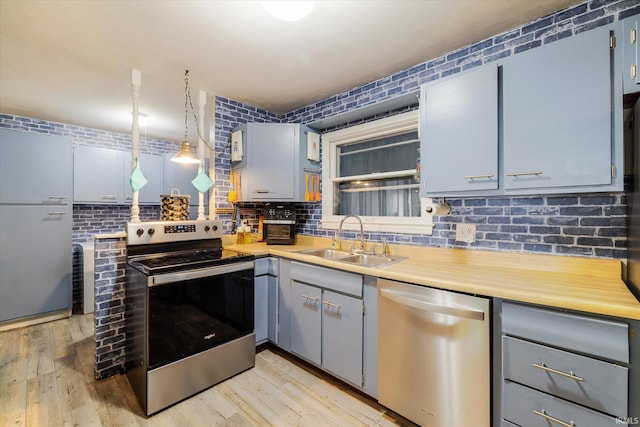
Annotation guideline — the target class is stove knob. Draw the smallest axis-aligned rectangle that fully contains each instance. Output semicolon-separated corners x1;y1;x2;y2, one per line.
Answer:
213;225;218;231
148;229;155;236
136;228;144;237
204;225;210;232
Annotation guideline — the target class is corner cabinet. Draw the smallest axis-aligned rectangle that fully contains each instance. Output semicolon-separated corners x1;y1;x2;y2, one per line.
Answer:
420;23;624;197
231;123;315;202
254;257;278;345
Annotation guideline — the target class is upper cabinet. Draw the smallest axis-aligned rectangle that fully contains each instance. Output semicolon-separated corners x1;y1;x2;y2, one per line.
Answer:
420;24;624;197
73;145;124;203
232;123;315;202
503;25;616;192
0;129;72;204
622;14;640;94
420;64;498;194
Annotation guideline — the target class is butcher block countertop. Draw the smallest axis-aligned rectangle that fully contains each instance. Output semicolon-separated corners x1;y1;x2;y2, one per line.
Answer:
224;235;640;320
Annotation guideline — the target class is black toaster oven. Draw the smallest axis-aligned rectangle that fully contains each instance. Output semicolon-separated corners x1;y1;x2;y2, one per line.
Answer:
262;204;296;245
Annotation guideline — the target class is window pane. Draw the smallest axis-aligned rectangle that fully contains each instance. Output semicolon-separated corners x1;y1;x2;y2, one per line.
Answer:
338;131;419;177
334;176;420;217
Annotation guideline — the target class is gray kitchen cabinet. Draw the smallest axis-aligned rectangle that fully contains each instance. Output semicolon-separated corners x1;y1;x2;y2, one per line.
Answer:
622;14;640;94
418;23;624;197
503;25;621;192
420;63;498;195
290;280;322;365
74;145;124;203
161;153;202;209
254;257;278;345
276;258;292;351
0;129;72;204
499;301;635;426
232;123;314;202
0;203;72;322
124;152;163;205
287;261;365;389
0;129;72;325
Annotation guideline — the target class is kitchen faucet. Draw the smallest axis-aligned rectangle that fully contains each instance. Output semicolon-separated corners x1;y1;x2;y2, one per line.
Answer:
338;214;365;252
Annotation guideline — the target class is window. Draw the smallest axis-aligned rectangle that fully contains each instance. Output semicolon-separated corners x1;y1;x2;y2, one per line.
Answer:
321;110;433;234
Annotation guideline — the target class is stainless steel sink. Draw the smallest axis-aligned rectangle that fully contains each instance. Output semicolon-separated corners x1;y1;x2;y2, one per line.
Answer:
338;253;407;268
296;248;406;268
297;248;352;260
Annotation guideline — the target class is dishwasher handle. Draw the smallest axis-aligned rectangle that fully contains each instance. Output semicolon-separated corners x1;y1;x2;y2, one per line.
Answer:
379;287;485;321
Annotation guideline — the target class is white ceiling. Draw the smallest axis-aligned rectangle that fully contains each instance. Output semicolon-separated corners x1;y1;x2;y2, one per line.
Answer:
0;0;582;143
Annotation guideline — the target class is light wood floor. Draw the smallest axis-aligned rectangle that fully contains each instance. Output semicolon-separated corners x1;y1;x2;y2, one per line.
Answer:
0;314;414;426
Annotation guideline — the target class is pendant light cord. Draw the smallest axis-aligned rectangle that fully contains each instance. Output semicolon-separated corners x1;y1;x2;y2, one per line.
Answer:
184;70;217;154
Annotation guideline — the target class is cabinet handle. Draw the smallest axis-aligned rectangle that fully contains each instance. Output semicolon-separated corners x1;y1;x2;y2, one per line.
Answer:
101;195;117;200
631;28;637;45
47;211;67;215
533;409;575;427
301;294;318;304
632;64;637;80
532;363;584;381
47;195;67;200
506;171;543;177
323;301;342;311
253;190;270;194
463;174;494;180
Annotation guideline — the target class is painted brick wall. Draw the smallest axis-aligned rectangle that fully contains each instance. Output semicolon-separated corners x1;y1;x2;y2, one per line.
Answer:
93;235;127;379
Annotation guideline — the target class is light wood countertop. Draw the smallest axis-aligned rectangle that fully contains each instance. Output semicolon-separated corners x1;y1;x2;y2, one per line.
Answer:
225;235;640;320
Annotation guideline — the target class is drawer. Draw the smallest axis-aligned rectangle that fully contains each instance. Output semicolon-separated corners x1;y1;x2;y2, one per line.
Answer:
503;381;622;427
290;261;362;297
255;257;278;276
502;302;629;363
503;336;628;418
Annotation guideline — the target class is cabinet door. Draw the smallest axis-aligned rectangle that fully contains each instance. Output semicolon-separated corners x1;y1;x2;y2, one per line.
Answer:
124;152;163;204
0;129;72;204
246;123;297;200
503;27;613;190
74;145;124;203
255;275;269;344
0;205;71;322
289;280;321;365
322;289;363;387
267;275;278;343
622;15;640;94
162;153;202;209
421;64;498;194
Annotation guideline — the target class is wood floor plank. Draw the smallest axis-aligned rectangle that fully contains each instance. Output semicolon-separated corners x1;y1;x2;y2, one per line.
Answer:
1;314;414;427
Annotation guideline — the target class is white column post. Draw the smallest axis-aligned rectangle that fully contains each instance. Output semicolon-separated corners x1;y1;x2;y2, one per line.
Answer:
208;95;217;219
130;69;142;223
197;90;207;220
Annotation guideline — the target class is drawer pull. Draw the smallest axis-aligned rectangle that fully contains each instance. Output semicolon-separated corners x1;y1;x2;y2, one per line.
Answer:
323;301;342;311
506;171;543;177
301;294;318;304
533;409;575;427
463;174;494;180
533;363;584;382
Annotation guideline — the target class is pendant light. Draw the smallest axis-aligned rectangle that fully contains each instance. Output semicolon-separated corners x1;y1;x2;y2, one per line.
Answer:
171;70;201;164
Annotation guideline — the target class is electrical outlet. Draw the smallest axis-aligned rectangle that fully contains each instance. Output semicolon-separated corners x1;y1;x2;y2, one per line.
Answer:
455;224;476;243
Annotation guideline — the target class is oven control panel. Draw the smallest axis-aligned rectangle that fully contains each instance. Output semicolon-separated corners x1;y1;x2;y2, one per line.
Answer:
126;220;222;245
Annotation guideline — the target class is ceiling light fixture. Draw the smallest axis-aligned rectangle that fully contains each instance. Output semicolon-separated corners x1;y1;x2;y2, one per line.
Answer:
262;1;315;22
171;70;201;164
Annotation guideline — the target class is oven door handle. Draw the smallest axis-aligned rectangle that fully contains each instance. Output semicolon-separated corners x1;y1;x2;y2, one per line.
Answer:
151;261;254;286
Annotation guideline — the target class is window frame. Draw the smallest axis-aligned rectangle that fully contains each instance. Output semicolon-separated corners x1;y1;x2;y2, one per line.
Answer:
321;110;433;234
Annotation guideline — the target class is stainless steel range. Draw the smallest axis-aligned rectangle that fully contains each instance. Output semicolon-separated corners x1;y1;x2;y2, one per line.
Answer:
124;220;255;416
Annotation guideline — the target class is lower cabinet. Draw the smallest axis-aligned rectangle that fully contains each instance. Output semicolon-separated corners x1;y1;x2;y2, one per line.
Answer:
0;205;72;323
282;260;370;390
498;301;636;427
254;257;278;345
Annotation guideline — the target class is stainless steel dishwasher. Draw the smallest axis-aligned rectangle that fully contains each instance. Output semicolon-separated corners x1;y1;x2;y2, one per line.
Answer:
378;278;490;427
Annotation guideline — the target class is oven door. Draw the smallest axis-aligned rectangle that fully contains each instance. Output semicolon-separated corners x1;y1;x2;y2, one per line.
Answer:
147;261;254;370
263;222;295;244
